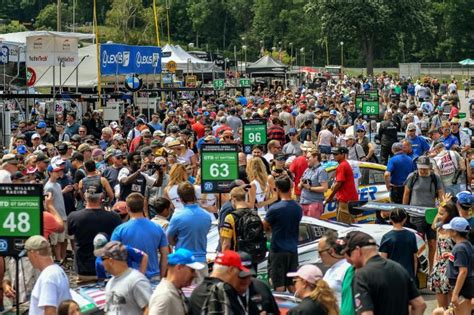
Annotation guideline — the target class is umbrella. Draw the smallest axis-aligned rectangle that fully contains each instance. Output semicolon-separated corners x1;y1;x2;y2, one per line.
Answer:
459;59;474;65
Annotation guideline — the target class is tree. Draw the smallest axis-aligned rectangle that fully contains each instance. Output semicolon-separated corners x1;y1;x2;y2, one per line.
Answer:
305;0;433;74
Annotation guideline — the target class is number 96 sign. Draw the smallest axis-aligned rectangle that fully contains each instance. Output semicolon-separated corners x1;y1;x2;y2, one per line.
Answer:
243;119;267;154
201;144;238;193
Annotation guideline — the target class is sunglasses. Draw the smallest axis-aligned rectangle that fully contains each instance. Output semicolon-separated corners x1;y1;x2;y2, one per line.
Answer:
357;130;365;133
101;256;111;261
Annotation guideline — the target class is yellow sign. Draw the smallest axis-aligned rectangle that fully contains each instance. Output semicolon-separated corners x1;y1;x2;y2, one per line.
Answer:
166;60;177;73
186;75;197;88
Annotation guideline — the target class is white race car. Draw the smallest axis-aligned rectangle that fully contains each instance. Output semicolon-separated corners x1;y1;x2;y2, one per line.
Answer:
207;216;428;278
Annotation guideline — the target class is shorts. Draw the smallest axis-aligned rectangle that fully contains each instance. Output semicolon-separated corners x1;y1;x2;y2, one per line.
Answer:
49;221;67;245
389;186;404;204
410;216;436;240
268;251;298;289
301;202;324;219
337;202;353;224
319;145;331;154
449;277;474;299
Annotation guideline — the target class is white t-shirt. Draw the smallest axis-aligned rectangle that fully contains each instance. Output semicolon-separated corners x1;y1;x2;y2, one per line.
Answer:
29;264;72;315
323;259;351;306
0;169;11;183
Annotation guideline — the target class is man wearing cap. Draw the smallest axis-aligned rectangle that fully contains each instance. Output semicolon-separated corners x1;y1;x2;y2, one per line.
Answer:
148;248;205;314
36;121;55;144
31;132;42;151
403;156;444;271
102;150;125;198
439;121;459;150
0;154;18;183
68;185;121;282
77;143;92;161
431;142;464;195
299;150;328;219
325;147;359;224
406;122;430;157
26;235;72;315
55;122;70;142
343;231;426;315
283;128;302;156
127;118;146;145
384;142;414;204
378;111;399;165
190;250;250;315
95;241;153;315
43;159;68;261
455;191;474;227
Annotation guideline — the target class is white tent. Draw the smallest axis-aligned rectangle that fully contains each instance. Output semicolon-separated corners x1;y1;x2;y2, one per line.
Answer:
34;44;98;88
161;44;214;73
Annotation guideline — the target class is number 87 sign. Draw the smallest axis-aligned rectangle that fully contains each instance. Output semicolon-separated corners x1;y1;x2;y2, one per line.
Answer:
201;144;239;193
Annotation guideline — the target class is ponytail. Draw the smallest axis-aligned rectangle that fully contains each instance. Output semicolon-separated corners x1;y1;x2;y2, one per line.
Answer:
309;279;339;315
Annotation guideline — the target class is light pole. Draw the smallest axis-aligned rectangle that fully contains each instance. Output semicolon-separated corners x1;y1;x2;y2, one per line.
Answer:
311;50;314;66
300;47;305;67
340;41;344;67
278;41;282;61
289;42;293;67
242;45;247;73
188;42;194;51
259;40;264;57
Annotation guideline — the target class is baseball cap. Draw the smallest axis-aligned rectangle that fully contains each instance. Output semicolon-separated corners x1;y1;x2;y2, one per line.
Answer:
49;156;65;172
407;123;417;131
331;147;348;155
168;248;206;270
113;133;124;141
92;148;104;158
71;134;81;142
24;235;50;251
135;118;145;126
141;146;153;156
141;129;152;137
214;250;250;273
237;252;257;278
330;109;338;116
109;121;118;129
301;141;316;151
16;145;28;155
93;233;109;250
299;104;307;111
31;133;41;140
94;241;128;261
442;217;471;232
274;153;287;162
416;156;432;169
451;118;460;124
1;154;18;165
287;265;323;285
77;143;91;153
288;128;297;135
10;171;27;181
36;121;47;129
153;130;166;137
356;125;366;132
456;191;474;207
57;143;68;154
341;231;377;255
150;139;162;149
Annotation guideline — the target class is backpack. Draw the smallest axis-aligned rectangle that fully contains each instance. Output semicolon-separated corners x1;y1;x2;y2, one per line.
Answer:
232;208;267;264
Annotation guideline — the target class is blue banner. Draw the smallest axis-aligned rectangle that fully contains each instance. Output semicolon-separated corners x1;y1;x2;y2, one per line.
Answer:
100;44;162;75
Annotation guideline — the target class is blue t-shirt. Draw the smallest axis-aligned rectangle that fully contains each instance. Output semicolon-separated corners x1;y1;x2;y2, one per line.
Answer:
95;245;146;279
386;153;414;185
447;240;474;280
167;204;212;263
441;134;460;150
408;136;430;157
149;122;163;131
379;229;418;279
111;218;168;278
265;200;302;253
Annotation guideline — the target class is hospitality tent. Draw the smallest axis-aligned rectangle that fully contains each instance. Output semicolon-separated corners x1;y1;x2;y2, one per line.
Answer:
161;44;215;73
246;55;288;77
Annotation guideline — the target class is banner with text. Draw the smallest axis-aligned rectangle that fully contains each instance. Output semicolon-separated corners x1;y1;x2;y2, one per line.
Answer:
100;44;162;75
26;35;78;67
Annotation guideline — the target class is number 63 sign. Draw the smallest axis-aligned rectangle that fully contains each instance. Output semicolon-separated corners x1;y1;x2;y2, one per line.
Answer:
0;184;43;257
201;144;239;193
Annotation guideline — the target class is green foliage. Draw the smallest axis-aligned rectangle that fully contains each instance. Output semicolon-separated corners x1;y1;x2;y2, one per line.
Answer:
0;21;28;33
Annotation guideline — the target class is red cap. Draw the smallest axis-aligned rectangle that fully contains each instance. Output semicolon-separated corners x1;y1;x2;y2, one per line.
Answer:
215;250;250;272
300;104;307;111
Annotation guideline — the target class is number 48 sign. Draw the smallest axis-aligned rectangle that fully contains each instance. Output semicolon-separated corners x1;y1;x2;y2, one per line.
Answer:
201;144;239;193
0;184;43;257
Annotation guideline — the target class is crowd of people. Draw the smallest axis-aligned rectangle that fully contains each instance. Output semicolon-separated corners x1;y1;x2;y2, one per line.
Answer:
0;74;473;314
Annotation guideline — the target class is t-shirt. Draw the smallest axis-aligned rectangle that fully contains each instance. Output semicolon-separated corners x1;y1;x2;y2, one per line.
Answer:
353;255;419;315
104;268;152;315
335;160;359;203
405;172;443;207
148;278;187;314
386;153;414;185
68;208;122;276
379;229;418;279
44;181;67;220
288;297;327;315
167;204;212;263
341;266;355;315
300;164;328;204
29;264;72;315
43;212;63;239
190;277;222;315
323;259;351;306
289;156;309;196
111;218;168;278
408;136;430;157
447;240;474;280
265;200;302;253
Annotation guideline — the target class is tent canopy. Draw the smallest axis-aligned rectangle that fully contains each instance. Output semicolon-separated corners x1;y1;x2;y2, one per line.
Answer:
246;55;288;75
0;31;95;44
161;44;215;73
459;59;474;66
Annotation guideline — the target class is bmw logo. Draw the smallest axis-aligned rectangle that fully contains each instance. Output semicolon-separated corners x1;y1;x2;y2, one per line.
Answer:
124;74;143;92
0;240;8;252
204;182;213;192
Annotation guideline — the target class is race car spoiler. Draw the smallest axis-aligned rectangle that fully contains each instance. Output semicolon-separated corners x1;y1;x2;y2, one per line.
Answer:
349;201;436;219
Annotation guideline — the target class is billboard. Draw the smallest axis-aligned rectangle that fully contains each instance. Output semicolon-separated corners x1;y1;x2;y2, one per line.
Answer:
100;44;162;75
26;35;78;67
